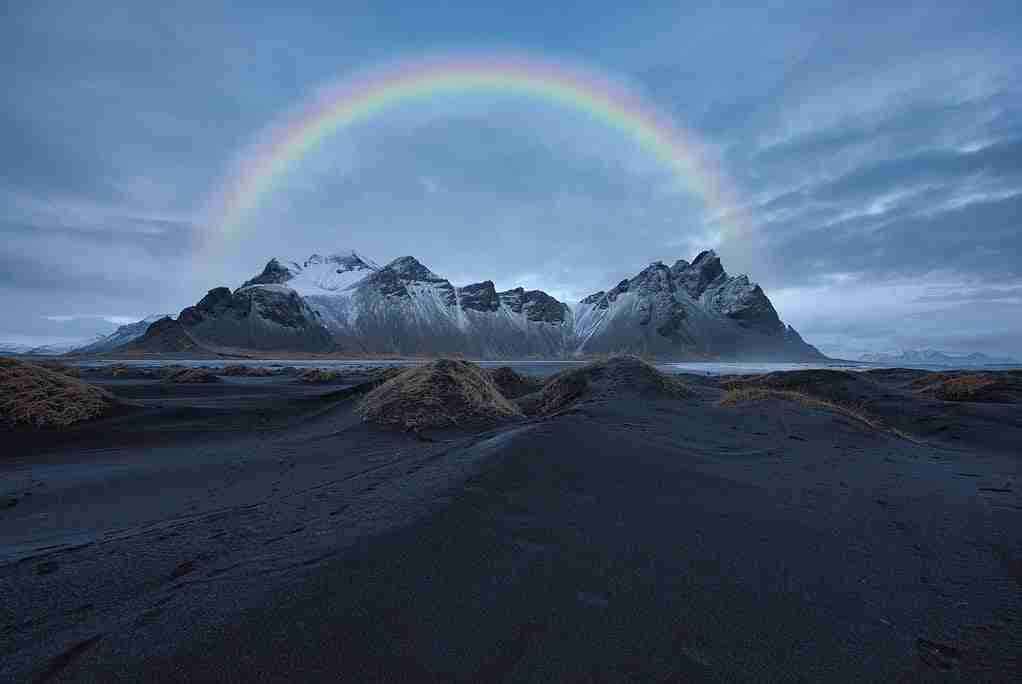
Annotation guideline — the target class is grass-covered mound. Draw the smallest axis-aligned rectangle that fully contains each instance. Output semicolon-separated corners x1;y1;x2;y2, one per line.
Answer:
486;366;543;399
162;367;220;384
357;359;520;428
910;371;1022;403
221;364;275;377
719;369;887;409
518;356;690;416
0;357;116;427
718;369;906;436
82;363;157;379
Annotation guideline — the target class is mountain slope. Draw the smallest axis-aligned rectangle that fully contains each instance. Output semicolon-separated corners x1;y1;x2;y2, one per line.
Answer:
177;285;335;352
70;315;171;354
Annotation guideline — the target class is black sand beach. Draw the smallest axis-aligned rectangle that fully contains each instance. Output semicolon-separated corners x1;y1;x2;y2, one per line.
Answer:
2;362;1020;681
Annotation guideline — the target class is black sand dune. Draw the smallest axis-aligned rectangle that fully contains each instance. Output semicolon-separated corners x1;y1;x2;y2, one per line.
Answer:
1;362;1019;681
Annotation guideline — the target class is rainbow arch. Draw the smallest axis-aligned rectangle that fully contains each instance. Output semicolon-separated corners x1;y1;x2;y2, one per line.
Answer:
208;51;737;242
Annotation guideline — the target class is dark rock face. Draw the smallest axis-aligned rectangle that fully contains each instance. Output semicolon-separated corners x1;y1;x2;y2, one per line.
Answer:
364;267;409;299
365;257;456;306
171;285;334;352
178;287;234;326
459;281;501;312
240;258;296;289
498;288;567;323
522;291;568;323
498;288;525;314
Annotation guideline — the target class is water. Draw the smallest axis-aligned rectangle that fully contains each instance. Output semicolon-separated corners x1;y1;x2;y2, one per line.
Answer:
65;357;1000;379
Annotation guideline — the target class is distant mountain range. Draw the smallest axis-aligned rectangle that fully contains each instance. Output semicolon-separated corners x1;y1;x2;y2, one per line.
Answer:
859;350;1018;366
70;315;172;354
0;340;101;356
116;249;824;361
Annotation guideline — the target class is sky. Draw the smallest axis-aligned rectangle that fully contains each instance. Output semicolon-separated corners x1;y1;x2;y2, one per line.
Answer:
2;0;1021;358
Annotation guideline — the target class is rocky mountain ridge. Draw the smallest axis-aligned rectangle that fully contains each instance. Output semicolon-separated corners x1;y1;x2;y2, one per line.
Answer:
124;249;825;360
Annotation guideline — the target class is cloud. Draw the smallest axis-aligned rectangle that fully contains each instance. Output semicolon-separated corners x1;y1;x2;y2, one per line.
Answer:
914;285;1022;303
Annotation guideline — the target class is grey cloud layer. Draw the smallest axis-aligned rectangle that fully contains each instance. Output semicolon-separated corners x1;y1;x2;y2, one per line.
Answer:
2;1;1021;355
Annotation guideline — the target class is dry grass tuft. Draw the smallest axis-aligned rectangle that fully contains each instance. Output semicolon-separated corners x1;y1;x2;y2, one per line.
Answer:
220;364;275;377
298;368;346;383
357;359;520;429
161;367;220;384
519;355;690;416
0;357;115;427
486;366;543;399
719;384;907;438
910;371;1021;403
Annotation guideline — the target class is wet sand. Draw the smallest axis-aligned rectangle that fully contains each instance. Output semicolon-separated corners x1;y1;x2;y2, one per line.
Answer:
1;368;1020;681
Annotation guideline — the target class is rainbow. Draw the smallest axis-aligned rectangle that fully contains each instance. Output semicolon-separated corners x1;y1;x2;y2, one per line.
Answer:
208;51;738;244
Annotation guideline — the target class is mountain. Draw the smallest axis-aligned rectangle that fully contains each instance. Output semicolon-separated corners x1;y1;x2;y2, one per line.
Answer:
175;284;335;352
859;349;1018;366
126;249;824;360
0;340;99;355
570;251;818;359
0;342;35;354
69;315;171;354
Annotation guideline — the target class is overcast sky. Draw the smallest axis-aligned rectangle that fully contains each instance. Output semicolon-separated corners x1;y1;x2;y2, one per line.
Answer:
3;1;1021;357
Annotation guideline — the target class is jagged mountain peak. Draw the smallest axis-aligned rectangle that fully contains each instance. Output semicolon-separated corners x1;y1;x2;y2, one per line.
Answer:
458;281;500;312
497;287;567;323
382;256;446;282
676;250;725;298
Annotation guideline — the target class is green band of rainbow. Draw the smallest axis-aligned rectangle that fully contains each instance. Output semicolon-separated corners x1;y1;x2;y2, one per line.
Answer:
209;51;736;242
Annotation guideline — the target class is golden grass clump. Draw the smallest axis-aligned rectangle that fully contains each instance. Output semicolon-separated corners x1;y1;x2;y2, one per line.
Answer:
486;366;543;399
357;359;520;429
519;355;690;416
910;371;1020;403
0;357;115;427
298;368;347;383
719;384;898;436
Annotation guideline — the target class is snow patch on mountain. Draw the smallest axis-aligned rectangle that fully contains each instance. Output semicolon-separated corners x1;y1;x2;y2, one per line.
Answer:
241;251;379;296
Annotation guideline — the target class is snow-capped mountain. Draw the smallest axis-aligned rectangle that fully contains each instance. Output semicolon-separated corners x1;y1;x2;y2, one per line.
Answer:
570;251;818;359
127;249;824;360
69;314;171;354
859;350;1018;366
0;340;99;355
0;342;36;354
